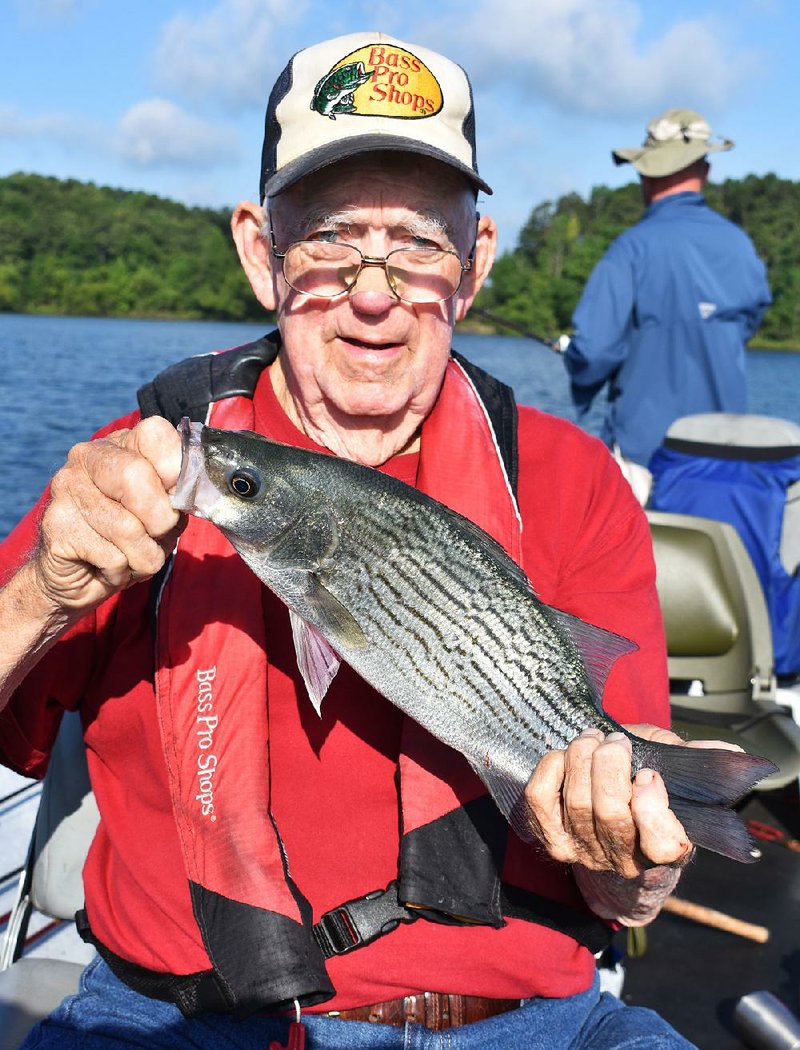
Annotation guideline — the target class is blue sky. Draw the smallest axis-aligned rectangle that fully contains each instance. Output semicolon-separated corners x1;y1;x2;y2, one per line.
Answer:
2;0;798;253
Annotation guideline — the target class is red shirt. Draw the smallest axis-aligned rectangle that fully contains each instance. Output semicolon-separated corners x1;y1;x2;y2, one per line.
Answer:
0;366;668;1008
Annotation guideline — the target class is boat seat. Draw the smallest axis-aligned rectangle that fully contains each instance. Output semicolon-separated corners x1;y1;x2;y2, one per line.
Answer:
647;509;800;790
0;711;99;1050
649;412;800;678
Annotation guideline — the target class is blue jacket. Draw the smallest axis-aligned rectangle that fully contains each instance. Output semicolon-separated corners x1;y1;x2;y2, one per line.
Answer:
564;192;772;466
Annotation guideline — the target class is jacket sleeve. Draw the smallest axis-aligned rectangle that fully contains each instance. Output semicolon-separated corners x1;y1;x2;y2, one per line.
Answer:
563;238;637;414
517;408;670;729
741;242;772;340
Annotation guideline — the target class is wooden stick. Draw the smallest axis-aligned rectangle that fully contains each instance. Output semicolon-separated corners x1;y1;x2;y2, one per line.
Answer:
662;895;769;943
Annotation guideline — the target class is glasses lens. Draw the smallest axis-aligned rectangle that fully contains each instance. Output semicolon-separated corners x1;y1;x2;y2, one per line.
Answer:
283;242;361;297
386;248;464;304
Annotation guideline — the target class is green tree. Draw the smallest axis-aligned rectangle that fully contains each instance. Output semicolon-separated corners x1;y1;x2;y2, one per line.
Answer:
0;173;272;323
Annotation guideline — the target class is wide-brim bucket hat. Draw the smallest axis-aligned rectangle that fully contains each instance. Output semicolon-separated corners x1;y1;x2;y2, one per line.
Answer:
612;108;733;178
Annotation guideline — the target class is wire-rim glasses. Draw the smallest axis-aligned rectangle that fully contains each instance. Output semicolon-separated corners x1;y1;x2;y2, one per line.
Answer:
268;216;474;305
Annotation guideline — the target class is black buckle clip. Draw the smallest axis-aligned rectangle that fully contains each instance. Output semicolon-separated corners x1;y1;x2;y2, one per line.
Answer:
313;881;416;959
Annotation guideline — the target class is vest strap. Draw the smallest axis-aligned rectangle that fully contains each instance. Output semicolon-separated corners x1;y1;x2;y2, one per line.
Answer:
313;881;416;960
312;880;612;960
499;885;612;955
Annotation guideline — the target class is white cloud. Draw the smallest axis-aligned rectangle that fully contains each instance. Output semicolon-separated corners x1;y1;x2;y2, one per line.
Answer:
443;0;757;117
153;0;308;111
116;99;238;168
0;103;99;149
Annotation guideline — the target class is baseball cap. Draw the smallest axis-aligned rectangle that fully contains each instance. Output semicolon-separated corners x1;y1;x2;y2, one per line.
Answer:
612;108;734;178
260;31;492;201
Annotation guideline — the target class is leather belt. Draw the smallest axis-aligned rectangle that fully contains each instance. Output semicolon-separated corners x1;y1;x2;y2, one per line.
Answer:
328;992;521;1029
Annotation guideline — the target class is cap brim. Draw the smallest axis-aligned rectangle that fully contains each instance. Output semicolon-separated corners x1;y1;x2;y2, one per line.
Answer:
612;138;733;178
263;134;492;199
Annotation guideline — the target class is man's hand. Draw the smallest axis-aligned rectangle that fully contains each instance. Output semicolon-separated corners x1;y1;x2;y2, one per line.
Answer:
0;418;184;714
33;417;184;615
523;724;742;924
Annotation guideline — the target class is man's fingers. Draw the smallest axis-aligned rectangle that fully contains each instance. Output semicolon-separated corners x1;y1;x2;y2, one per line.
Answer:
627;722;744;754
33;418;187;613
524;750;575;861
625;724;684;746
119;416;184;492
76;426;182;541
561;729;608;866
632;769;694;866
684;738;744;753
40;488;176;600
587;733;638;875
528;726;715;876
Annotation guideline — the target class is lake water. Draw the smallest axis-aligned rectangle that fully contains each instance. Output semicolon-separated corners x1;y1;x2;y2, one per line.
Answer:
1;312;799;540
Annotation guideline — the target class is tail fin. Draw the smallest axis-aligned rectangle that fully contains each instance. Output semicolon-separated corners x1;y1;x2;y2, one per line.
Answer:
632;740;777;863
669;800;761;863
635;740;777;805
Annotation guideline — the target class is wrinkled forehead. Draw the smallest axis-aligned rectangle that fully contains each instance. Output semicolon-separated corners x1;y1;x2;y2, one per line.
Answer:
268;152;477;242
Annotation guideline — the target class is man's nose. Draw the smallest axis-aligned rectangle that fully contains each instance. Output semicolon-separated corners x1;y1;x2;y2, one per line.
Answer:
348;261;397;314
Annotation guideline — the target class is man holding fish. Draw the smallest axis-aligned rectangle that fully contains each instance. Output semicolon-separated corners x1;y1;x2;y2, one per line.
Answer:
0;31;768;1050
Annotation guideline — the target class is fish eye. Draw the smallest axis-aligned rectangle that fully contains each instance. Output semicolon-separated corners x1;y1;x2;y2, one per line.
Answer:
228;470;261;499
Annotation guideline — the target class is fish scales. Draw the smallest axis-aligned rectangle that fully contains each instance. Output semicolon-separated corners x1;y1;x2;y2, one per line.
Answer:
309;484;600;762
344;478;595;759
172;421;779;863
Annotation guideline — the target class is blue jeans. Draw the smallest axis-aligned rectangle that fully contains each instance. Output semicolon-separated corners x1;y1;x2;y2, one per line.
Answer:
21;955;696;1049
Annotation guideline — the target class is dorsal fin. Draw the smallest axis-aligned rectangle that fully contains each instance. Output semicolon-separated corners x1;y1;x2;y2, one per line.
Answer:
548;607;638;700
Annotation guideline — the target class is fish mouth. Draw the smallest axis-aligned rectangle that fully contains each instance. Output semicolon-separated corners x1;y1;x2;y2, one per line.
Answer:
171;418;220;519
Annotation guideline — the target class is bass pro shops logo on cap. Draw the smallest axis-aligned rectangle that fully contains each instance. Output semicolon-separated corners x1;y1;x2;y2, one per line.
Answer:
260;32;491;199
310;43;443;121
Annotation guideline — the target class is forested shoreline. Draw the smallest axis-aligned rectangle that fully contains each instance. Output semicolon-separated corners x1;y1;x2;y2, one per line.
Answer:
0;173;265;322
1;171;799;344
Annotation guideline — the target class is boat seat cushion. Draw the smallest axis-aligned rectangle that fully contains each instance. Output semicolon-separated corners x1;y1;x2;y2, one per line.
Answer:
650;526;739;657
0;957;84;1050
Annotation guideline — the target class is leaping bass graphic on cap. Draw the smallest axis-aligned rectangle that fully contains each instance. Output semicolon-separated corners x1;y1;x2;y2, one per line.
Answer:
310;44;443;120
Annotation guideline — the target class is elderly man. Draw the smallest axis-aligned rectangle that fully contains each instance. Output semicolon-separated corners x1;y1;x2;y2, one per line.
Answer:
559;108;771;503
0;34;718;1049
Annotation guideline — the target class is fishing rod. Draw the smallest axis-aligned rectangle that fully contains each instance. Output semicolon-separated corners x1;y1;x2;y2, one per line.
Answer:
470;306;559;349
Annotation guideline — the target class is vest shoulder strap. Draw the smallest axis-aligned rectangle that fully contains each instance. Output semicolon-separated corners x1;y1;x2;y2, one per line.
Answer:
137;332;280;425
452;349;519;495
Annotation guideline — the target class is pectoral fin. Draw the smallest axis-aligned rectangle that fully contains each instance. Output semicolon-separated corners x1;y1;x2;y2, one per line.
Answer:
305;575;368;652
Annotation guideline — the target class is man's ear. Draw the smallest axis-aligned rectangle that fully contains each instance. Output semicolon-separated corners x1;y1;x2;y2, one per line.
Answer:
231;201;279;312
454;213;497;324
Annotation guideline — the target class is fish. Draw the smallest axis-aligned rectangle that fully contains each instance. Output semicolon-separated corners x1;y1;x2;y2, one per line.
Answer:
310;61;373;119
171;419;777;864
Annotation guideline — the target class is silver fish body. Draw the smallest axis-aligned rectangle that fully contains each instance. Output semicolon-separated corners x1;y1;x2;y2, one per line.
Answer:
172;420;777;861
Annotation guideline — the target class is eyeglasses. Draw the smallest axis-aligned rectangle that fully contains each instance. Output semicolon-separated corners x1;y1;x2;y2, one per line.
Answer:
268;218;474;305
